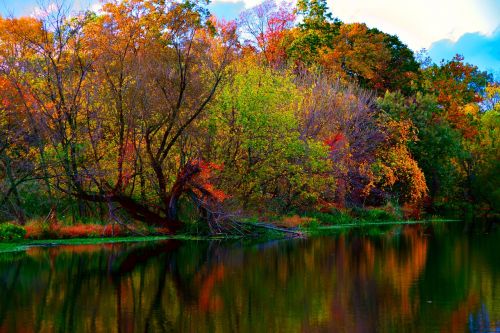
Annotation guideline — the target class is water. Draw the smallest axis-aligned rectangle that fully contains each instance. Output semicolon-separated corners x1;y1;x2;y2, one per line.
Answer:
0;222;499;332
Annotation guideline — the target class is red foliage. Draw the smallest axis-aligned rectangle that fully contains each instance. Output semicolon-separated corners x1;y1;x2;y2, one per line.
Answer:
118;138;136;188
24;224;43;239
324;132;346;154
25;223;126;239
259;3;295;66
155;227;172;235
190;160;230;202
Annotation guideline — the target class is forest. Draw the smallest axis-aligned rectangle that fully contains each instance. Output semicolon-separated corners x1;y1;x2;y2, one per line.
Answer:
0;0;498;239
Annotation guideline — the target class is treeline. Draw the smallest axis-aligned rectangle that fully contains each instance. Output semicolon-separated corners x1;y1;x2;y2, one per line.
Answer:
0;0;498;232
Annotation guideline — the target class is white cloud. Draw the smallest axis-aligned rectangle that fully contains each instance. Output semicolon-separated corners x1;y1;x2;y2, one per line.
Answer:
213;0;262;8
330;0;499;50
90;2;103;13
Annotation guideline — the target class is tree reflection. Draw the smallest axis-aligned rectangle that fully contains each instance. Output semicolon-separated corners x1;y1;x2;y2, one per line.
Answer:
0;223;498;332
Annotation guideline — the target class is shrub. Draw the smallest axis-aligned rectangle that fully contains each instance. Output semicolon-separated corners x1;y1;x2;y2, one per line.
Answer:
351;207;397;221
401;202;422;220
0;223;27;241
280;215;315;228
24;222;43;239
303;209;353;225
24;221;127;239
50;224;126;238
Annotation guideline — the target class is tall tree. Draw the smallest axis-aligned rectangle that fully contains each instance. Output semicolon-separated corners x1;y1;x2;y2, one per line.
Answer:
287;0;341;64
239;0;295;68
320;23;419;94
0;0;237;230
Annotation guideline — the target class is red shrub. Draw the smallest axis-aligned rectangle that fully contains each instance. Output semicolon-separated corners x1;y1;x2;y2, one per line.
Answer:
24;222;126;239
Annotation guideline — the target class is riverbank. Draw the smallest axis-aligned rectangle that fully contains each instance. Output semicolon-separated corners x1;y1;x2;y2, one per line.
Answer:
0;219;462;254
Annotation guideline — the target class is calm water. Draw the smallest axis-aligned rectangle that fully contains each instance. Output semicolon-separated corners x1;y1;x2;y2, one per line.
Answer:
0;222;499;332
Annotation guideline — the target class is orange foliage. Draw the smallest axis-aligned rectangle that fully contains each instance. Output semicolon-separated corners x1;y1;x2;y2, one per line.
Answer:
426;55;489;138
24;223;43;239
316;198;345;211
373;118;428;204
320;23;389;88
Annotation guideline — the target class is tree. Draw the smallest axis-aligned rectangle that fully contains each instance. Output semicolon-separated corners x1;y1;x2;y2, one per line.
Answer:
297;75;425;207
0;0;237;230
421;55;491;138
378;92;466;212
239;0;295;68
205;62;331;212
319;24;419;94
0;77;37;223
467;84;500;215
287;0;341;64
0;16;61;222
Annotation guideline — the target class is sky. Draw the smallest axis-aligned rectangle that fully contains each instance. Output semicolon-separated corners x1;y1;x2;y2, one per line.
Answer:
1;0;499;77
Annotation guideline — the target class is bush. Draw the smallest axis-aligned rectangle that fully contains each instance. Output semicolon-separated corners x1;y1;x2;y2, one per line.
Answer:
303;209;353;225
280;215;315;228
24;219;129;239
0;223;27;241
351;207;397;221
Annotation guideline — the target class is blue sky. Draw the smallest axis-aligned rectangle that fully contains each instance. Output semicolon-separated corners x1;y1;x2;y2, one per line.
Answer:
1;0;499;78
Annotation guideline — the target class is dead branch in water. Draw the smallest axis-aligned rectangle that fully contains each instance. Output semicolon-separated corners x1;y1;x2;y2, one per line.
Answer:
190;193;304;237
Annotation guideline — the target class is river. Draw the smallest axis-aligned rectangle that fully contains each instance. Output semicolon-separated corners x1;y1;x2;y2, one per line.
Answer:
0;222;498;332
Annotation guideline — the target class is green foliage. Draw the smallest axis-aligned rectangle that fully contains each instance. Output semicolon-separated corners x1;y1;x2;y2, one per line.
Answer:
207;63;331;212
299;218;321;231
469;96;500;214
303;209;353;225
177;198;211;235
351;207;399;222
0;223;26;241
288;0;341;63
378;33;420;95
378;92;464;209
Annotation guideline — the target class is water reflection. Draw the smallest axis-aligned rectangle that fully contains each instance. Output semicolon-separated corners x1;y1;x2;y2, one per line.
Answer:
0;223;498;332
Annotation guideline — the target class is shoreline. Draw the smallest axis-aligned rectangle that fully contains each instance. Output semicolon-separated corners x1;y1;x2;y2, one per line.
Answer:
0;219;462;254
